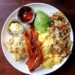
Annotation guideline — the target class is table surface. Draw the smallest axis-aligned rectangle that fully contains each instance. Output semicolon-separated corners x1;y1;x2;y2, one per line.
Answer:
0;0;75;75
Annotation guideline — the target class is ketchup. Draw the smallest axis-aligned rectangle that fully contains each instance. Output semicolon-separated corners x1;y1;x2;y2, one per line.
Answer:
18;6;34;23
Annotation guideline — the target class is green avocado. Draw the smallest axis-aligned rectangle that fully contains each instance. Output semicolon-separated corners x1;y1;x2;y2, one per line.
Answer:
34;10;51;33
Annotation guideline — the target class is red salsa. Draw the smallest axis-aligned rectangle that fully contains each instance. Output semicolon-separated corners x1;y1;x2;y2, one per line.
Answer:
18;6;35;23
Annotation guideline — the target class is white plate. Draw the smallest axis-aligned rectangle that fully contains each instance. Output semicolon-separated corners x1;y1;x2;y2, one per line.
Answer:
1;3;74;75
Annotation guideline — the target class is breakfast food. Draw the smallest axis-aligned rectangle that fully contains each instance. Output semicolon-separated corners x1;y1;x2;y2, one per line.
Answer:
5;34;26;61
5;6;71;72
39;12;71;68
23;25;43;71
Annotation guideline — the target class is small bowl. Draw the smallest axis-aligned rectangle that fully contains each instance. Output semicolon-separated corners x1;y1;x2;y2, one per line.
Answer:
6;19;24;36
18;6;35;24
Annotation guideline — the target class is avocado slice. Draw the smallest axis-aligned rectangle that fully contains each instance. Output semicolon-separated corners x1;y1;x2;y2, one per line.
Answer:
34;10;51;33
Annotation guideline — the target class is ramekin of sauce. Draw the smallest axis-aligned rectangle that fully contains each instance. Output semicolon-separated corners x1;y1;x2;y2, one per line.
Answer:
6;19;23;36
18;6;35;24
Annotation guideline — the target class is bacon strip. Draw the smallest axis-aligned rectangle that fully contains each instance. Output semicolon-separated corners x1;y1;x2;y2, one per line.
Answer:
23;25;43;71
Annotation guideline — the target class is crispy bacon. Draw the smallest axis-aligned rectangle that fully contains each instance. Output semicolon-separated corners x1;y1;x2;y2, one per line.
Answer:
23;25;43;71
